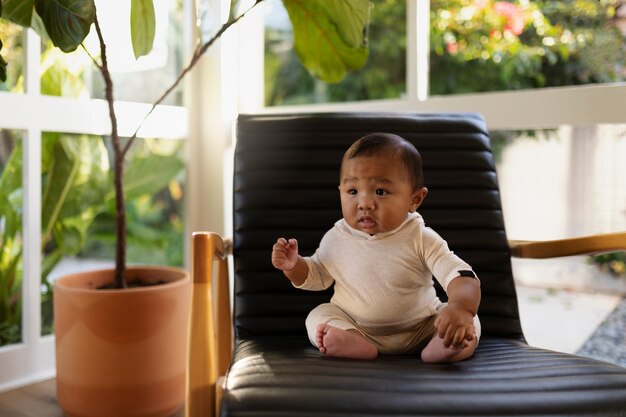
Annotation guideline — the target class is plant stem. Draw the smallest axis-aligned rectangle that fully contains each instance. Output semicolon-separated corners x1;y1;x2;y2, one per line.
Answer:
94;10;127;288
122;0;266;157
89;0;266;288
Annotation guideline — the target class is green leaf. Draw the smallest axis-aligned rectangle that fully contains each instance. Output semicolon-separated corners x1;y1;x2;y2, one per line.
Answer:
0;140;23;205
2;0;35;27
34;0;95;53
123;153;184;200
0;41;6;83
228;0;241;22
131;0;156;59
283;0;371;83
40;134;109;260
29;11;49;40
41;136;81;245
318;0;371;49
41;249;63;282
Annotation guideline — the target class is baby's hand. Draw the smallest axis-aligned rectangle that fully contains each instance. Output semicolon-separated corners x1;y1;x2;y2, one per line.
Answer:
434;304;476;349
271;238;299;271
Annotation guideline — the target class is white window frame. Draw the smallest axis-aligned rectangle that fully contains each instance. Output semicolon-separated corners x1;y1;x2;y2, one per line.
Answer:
0;6;190;389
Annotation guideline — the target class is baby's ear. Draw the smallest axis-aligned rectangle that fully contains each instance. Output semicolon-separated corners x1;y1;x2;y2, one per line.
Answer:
410;187;428;211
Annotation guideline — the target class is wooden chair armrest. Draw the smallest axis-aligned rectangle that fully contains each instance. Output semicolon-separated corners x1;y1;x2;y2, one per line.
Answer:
509;231;626;259
186;232;233;417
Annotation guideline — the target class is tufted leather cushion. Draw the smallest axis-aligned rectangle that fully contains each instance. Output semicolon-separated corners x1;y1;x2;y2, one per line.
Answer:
225;113;626;416
222;337;626;416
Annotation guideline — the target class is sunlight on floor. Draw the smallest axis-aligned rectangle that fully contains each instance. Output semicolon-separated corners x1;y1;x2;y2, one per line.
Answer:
516;285;622;354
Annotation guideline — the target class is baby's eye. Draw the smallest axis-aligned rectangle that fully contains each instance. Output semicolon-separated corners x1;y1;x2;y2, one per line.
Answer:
347;189;358;195
375;189;388;196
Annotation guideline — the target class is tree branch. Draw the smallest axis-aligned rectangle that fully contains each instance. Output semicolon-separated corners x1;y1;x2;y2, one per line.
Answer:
121;0;266;158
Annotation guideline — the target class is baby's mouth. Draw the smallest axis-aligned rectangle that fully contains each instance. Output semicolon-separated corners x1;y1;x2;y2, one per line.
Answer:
358;216;376;228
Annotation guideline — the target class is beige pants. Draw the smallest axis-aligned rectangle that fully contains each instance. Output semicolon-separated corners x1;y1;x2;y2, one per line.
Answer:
306;302;481;355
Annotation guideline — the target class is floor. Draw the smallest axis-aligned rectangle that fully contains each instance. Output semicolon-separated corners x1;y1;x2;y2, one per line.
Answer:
513;256;626;366
517;285;622;354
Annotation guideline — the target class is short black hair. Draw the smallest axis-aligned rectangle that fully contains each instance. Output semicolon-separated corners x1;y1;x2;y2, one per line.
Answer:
341;132;424;190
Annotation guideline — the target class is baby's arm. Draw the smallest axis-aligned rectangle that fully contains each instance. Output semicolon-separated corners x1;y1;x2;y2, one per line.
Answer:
271;238;309;286
435;276;481;348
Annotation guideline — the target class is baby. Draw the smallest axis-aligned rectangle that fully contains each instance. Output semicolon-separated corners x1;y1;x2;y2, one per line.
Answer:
271;132;481;363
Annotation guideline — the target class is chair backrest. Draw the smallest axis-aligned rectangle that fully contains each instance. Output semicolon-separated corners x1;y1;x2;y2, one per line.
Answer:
233;113;524;340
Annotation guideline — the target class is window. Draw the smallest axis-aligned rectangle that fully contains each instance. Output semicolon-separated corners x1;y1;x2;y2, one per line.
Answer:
263;0;407;106
0;0;190;391
0;22;24;94
430;0;626;95
39;0;185;104
0;130;23;346
492;125;626;241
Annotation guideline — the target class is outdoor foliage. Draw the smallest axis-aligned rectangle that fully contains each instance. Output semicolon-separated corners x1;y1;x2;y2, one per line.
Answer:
0;21;21;90
591;252;626;277
266;0;626;105
0;131;21;345
430;0;626;94
266;0;404;105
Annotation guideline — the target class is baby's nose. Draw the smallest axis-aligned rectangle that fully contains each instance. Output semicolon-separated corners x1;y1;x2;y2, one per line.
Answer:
358;195;375;210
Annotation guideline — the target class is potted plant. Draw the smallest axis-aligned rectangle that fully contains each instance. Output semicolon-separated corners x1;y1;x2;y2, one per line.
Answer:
0;1;371;416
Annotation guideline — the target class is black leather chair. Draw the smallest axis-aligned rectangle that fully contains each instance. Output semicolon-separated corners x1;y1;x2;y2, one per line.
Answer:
187;113;626;417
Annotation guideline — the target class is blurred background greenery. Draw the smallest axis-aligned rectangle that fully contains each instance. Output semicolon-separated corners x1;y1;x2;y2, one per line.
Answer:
264;0;626;105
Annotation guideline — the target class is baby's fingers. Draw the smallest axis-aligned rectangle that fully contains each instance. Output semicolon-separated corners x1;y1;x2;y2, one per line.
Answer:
287;238;298;251
438;323;468;348
450;327;476;349
451;327;470;347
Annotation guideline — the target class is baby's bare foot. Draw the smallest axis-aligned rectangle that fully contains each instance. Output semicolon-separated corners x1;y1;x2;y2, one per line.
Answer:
316;324;378;360
421;334;477;363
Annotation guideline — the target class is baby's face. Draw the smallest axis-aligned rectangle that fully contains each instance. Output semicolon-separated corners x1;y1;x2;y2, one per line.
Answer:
339;155;427;234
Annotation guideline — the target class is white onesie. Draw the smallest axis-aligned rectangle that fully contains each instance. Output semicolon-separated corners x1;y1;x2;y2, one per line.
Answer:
295;212;480;353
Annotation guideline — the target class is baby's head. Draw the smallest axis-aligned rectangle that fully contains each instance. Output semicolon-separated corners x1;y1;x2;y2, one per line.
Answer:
339;133;428;234
340;132;425;191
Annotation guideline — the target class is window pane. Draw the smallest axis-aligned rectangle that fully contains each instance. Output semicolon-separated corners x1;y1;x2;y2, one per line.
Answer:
494;125;626;239
493;125;626;290
40;0;185;105
0;23;24;93
430;0;626;95
264;0;407;106
81;137;187;266
0;129;23;347
43;134;186;335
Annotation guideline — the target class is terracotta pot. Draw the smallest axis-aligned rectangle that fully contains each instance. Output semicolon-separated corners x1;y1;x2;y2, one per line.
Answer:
54;266;190;417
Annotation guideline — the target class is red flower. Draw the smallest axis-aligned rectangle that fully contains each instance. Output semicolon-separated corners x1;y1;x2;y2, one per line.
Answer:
446;41;459;54
494;1;525;35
